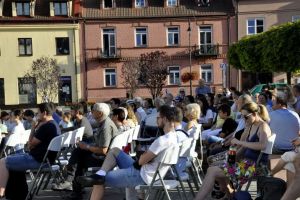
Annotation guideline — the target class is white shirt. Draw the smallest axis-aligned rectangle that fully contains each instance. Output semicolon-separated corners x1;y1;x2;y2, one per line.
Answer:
11;122;25;135
175;122;188;143
140;131;178;185
199;109;214;124
59;121;74;129
136;107;147;124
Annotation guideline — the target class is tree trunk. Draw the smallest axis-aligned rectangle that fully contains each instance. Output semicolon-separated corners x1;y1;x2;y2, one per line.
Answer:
287;72;292;85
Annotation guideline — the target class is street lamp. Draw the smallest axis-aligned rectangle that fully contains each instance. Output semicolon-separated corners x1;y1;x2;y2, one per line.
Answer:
187;19;192;96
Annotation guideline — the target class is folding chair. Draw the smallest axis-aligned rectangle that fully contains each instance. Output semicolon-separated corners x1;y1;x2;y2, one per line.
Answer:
3;130;31;156
243;134;277;191
129;125;140;156
135;145;181;200
186;124;203;190
26;134;65;200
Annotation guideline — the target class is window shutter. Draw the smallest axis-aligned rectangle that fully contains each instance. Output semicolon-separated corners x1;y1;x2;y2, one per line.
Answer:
12;2;17;17
50;2;54;16
67;0;72;17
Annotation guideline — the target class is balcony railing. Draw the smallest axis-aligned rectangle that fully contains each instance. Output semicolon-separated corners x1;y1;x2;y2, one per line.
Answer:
99;48;121;60
193;44;219;57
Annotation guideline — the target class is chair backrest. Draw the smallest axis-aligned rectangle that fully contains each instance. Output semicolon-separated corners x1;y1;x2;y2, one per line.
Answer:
69;127;85;145
62;131;73;147
47;134;65;152
262;134;276;154
179;138;194;157
127;128;135;144
158;145;180;165
6;129;31;147
109;131;131;149
132;125;140;140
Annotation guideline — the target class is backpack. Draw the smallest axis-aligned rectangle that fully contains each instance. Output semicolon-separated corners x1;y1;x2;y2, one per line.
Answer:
255;176;286;200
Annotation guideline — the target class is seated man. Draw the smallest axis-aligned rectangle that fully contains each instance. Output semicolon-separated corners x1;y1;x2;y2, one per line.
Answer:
270;96;300;154
77;105;179;200
0;103;60;198
60;103;119;200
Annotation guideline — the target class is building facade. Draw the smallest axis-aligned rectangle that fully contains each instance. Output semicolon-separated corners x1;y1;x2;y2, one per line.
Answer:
79;0;235;102
0;0;82;107
235;0;300;89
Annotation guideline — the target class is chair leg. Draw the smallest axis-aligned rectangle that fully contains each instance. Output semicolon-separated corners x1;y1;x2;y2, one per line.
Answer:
188;166;200;191
192;159;202;185
36;172;47;195
176;186;184;200
187;179;195;197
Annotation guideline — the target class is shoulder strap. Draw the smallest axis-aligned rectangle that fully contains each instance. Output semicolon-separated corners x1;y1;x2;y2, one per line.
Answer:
175;129;189;137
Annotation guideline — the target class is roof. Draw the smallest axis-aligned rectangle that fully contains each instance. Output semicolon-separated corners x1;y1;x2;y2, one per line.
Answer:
82;0;235;19
1;0;74;22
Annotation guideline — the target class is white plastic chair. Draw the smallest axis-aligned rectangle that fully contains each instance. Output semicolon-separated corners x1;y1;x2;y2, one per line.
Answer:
26;134;65;200
135;145;181;200
4;129;31;156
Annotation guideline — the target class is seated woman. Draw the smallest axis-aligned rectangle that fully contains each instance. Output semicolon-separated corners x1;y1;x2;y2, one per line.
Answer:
195;102;271;200
196;94;214;130
183;103;201;137
111;108;131;132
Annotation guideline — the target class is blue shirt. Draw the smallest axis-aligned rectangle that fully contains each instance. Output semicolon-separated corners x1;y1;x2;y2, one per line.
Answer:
270;109;300;150
195;86;211;96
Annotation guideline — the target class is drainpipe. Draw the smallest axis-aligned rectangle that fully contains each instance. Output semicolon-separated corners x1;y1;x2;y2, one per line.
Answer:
227;14;231;88
73;21;78;103
83;19;88;101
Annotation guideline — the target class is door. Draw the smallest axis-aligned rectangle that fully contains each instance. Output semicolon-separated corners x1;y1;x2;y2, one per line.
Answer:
103;29;116;57
59;76;72;104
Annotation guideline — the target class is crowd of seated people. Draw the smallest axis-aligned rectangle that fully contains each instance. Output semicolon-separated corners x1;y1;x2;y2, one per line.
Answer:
0;83;300;199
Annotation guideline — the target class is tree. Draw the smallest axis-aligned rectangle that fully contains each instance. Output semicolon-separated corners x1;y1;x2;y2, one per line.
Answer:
121;60;140;99
24;56;61;102
228;21;300;84
139;51;169;99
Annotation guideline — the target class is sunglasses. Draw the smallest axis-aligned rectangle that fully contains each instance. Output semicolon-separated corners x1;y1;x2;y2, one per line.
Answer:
242;113;253;120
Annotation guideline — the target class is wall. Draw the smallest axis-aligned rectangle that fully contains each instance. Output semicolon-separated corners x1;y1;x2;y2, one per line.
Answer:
0;24;82;105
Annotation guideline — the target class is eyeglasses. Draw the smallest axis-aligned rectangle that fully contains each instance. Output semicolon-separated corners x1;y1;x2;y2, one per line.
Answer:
242;113;253;120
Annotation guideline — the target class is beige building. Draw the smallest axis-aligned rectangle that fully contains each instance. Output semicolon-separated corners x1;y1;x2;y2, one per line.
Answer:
0;0;81;107
235;0;300;89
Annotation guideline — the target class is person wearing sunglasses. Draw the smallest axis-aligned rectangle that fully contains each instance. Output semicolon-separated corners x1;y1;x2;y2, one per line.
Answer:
195;102;272;200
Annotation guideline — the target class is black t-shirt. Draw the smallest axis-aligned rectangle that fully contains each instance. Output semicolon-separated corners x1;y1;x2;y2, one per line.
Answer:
221;118;238;137
29;120;60;163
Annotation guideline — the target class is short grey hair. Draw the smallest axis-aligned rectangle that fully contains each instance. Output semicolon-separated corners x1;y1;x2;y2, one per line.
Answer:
154;98;165;109
93;103;110;119
134;97;143;106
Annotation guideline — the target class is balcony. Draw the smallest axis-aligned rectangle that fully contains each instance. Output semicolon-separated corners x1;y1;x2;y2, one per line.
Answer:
85;48;122;62
99;48;121;60
193;44;219;57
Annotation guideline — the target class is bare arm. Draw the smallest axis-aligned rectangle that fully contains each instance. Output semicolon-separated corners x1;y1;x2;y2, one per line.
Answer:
138;151;156;165
77;142;109;155
232;122;271;151
28;137;41;150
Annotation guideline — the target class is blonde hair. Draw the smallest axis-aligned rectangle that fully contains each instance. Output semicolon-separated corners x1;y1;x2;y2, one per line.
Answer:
241;102;270;122
185;103;201;120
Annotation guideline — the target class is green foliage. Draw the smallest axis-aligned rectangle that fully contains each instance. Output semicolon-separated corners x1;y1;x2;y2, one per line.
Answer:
228;21;300;74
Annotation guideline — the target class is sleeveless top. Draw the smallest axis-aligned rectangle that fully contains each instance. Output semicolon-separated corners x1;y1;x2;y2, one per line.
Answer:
244;123;268;164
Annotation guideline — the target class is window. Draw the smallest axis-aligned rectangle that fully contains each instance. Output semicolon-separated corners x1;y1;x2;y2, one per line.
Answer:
0;78;4;105
104;0;113;8
135;28;147;47
168;66;180;85
167;27;179;46
56;38;69;55
54;2;68;16
200;26;212;54
136;0;145;7
102;29;116;57
292;16;300;22
18;77;37;104
167;0;177;7
18;38;32;56
105;69;116;87
201;65;212;83
16;2;30;16
247;18;264;35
